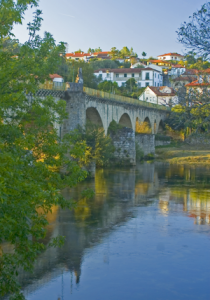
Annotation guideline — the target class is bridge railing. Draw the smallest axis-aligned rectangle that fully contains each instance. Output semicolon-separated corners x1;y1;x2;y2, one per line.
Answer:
83;87;170;111
39;81;66;91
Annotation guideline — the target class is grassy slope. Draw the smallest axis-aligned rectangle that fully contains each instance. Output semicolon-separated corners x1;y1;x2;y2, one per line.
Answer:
156;143;210;165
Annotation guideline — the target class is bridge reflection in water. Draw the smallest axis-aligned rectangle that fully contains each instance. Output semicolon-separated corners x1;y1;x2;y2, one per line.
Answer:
18;163;210;299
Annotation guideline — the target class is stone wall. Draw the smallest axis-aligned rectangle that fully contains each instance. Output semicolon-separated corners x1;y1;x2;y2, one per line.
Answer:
110;128;136;165
155;140;171;147
185;134;210;145
135;134;155;156
62;91;86;137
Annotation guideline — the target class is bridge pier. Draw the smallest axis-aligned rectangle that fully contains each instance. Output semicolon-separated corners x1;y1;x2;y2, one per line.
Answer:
62;89;86;137
110;127;136;166
135;134;155;156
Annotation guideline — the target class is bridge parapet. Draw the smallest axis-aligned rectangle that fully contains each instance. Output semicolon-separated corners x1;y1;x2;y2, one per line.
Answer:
83;87;170;112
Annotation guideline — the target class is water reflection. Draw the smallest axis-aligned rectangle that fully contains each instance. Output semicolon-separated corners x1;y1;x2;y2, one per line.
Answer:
14;163;210;299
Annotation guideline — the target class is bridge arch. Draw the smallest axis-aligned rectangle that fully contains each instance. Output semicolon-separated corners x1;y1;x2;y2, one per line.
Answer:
157;119;164;134
86;107;104;129
119;113;133;129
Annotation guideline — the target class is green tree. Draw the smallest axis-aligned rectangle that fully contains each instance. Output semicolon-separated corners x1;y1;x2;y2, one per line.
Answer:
120;46;130;59
142;51;147;59
177;2;210;59
90;59;119;70
125;78;137;92
74;48;83;53
87;47;94;53
110;47;119;59
98;80;118;92
1;37;21;54
0;1;89;298
94;47;102;52
78;123;115;167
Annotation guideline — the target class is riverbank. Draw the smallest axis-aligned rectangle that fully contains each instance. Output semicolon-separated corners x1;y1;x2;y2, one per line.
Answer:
156;142;210;165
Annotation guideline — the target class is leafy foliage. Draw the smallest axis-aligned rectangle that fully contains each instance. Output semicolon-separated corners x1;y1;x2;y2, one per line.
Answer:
177;2;210;59
0;2;89;298
77;123;115;167
166;87;210;136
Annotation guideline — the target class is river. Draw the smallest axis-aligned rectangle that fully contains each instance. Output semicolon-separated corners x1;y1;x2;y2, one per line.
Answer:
20;162;210;300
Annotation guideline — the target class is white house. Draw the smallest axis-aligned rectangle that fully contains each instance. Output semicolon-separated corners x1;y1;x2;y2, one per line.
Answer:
94;68;163;87
65;52;92;62
139;86;178;106
49;74;64;83
157;53;184;61
169;64;186;77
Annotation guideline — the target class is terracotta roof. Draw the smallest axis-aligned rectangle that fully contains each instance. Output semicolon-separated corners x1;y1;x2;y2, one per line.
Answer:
149;60;171;64
65;52;91;57
185;80;210;87
173;76;192;82
158;53;184;57
94;67;160;74
201;68;210;74
49;74;63;79
182;69;198;75
171;64;185;68
93;51;110;55
148;86;176;96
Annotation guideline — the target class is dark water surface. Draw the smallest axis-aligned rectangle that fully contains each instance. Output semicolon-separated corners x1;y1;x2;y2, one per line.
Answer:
22;162;210;300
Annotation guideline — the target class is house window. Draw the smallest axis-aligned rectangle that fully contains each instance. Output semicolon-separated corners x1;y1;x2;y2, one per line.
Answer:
155;82;156;87
116;74;119;78
107;73;110;78
124;74;127;77
132;73;134;77
175;57;177;59
146;82;149;87
99;74;102;80
138;82;141;87
122;82;125;87
155;73;156;78
145;72;150;80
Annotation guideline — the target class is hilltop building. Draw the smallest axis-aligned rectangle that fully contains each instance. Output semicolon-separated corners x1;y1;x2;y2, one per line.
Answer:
139;86;177;105
157;52;184;61
94;68;163;87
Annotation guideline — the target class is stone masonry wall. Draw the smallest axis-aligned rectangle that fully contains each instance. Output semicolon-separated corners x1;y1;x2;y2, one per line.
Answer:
135;134;155;156
155;140;171;147
62;91;86;137
110;128;136;165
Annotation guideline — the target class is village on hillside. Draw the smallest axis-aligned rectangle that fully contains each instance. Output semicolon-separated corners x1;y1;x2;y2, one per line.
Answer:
47;47;209;107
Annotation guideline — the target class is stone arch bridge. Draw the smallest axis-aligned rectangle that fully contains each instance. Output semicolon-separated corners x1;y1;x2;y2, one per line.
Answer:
38;85;170;165
61;87;169;136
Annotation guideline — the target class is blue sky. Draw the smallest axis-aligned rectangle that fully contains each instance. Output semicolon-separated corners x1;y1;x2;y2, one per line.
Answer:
13;0;206;58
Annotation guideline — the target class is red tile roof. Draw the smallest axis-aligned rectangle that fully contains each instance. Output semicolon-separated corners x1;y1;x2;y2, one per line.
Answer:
173;76;193;82
93;51;110;55
148;86;176;96
183;69;198;75
149;60;171;64
185;80;210;87
158;53;184;57
65;52;91;57
171;64;185;68
49;74;63;79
